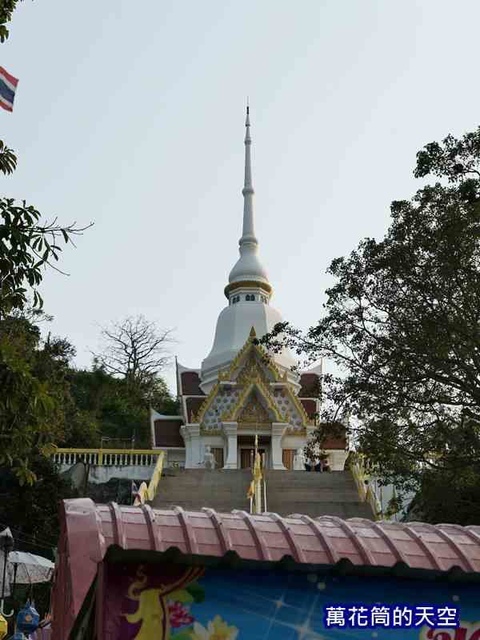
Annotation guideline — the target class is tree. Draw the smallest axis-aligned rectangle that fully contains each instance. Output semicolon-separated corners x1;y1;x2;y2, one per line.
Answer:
0;453;78;618
0;0;26;42
94;315;173;395
0;199;90;316
0;52;91;479
0;313;87;482
0;140;17;174
260;127;480;524
68;367;178;449
0;196;90;480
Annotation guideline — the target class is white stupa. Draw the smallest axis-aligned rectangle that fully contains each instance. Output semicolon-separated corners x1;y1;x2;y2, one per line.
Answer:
150;107;347;473
200;106;297;392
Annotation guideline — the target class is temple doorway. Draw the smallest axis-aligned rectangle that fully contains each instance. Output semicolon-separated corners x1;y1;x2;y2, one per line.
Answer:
240;448;266;469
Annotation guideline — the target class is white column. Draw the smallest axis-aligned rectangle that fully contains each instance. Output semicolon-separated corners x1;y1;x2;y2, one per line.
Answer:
181;425;202;469
189;425;201;468
180;426;190;468
271;423;287;470
222;422;238;469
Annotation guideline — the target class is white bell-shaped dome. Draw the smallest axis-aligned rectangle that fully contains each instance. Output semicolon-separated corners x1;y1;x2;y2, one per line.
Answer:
201;296;296;383
228;239;269;285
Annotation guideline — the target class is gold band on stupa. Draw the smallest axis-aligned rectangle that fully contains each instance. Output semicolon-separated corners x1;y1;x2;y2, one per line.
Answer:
224;280;273;298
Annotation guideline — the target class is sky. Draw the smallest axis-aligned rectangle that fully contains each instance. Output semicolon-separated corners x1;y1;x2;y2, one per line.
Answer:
2;0;480;394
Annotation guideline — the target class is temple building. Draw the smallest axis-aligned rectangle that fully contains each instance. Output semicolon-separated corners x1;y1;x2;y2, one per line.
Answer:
151;108;347;471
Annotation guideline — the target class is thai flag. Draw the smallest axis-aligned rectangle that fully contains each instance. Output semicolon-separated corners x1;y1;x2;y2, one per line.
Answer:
0;66;18;112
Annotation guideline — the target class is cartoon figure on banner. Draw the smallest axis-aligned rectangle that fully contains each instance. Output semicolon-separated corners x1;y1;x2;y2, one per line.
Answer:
122;565;205;640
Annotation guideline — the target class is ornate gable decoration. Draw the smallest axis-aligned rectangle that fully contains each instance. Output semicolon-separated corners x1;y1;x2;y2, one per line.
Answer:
227;327;282;383
237;392;271;424
222;380;285;423
191;381;220;424
193;329;312;429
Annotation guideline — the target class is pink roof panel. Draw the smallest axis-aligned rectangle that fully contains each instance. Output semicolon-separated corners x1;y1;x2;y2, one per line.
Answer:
54;499;480;639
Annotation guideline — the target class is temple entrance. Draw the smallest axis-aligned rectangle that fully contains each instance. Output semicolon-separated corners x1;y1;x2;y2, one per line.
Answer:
238;434;271;469
282;449;296;470
240;448;266;469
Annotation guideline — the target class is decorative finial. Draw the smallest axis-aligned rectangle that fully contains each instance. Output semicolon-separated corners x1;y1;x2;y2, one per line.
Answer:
249;326;257;339
227;104;270;290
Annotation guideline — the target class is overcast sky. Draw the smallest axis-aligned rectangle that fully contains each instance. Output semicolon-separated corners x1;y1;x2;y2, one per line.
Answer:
2;0;480;393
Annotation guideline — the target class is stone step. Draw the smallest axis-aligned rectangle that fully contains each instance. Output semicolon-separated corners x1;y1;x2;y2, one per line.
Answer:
153;500;373;519
151;469;373;520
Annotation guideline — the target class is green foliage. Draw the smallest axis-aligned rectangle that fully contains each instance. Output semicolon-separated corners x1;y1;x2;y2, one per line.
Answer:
0;40;91;479
0;454;77;556
0;313;81;482
0;140;17;174
94;315;172;392
261;126;480;524
0;454;77;617
0;0;25;42
67;366;177;448
0;199;90;316
84;315;176;447
406;466;480;525
303;421;345;462
0;310;177;478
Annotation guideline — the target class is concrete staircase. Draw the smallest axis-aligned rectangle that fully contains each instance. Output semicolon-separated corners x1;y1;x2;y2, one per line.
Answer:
151;469;374;519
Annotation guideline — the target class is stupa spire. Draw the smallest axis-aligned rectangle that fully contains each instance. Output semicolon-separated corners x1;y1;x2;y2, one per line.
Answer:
227;104;269;288
241;102;256;245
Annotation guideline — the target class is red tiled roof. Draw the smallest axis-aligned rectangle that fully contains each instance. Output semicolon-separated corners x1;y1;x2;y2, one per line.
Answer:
300;398;317;417
323;437;347;449
180;371;205;396
153;418;184;447
299;373;321;398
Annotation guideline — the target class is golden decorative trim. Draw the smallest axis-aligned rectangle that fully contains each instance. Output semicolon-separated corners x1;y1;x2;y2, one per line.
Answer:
200;427;223;436
285;426;307;435
222;379;285;423
225;334;282;383
224;280;273;298
283;384;313;426
238;422;271;430
193;381;220;424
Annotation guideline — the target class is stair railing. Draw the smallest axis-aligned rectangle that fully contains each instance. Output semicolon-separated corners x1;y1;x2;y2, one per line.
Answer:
134;450;166;506
350;453;382;520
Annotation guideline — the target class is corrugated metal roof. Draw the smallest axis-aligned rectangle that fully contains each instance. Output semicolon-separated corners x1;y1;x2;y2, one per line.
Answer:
65;498;480;572
52;498;480;639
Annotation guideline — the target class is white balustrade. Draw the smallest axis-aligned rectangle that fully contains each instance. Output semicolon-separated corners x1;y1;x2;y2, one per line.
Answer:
52;449;161;469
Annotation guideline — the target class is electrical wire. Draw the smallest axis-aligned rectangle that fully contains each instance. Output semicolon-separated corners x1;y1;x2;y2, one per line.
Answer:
0;523;56;551
0;522;56;547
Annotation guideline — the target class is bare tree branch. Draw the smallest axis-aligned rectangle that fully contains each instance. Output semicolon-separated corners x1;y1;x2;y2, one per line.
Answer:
93;315;174;390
